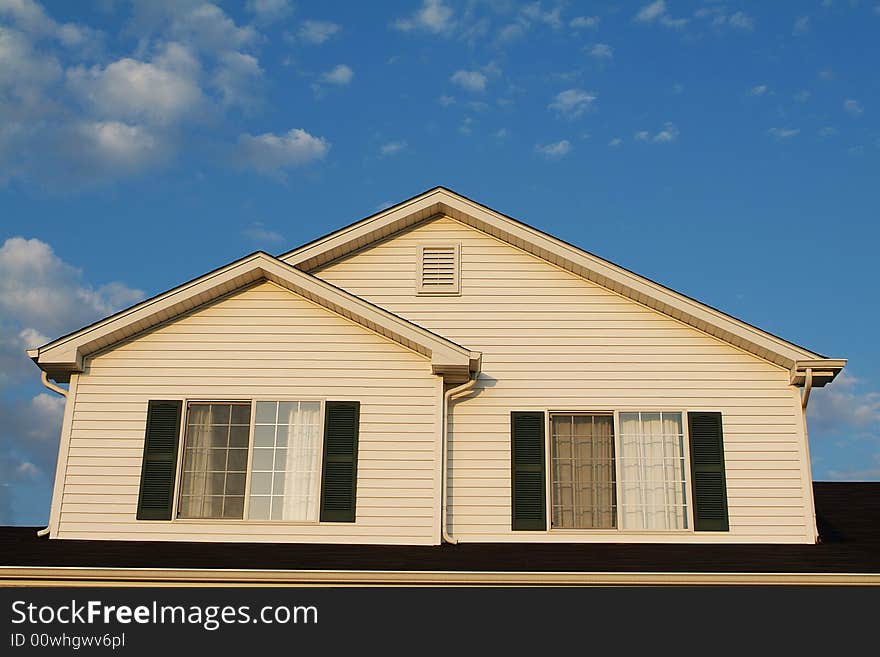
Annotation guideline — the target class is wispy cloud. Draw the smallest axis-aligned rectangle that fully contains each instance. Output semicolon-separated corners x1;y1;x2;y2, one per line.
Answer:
548;89;596;118
588;43;613;60
321;64;354;86
451;69;487;92
844;99;864;117
609;137;622;147
379;140;407;156
242;221;284;244
246;0;292;24
794;90;812;102
793;15;810;35
393;0;454;35
297;20;342;45
535;140;572;158
232;129;330;177
635;122;679;143
635;0;667;23
766;127;800;139
748;84;769;96
634;1;688;28
570;16;599;29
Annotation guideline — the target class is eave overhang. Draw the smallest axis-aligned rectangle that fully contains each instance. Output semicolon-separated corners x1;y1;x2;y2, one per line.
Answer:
30;252;480;384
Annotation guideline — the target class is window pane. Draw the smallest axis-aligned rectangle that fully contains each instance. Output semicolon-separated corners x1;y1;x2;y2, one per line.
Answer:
248;400;321;521
255;401;277;424
178;402;251;519
617;411;687;530
550;414;616;529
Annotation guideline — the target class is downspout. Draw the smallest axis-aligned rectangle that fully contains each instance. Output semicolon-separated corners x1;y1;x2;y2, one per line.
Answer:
441;375;478;544
801;368;813;410
36;371;67;538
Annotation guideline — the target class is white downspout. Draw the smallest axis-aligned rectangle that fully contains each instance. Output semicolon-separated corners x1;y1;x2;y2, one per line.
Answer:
36;371;67;537
441;375;477;544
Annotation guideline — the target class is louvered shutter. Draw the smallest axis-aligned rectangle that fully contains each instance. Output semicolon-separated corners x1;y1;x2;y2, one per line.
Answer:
688;412;730;531
320;401;360;522
418;244;460;294
511;411;546;531
136;400;183;520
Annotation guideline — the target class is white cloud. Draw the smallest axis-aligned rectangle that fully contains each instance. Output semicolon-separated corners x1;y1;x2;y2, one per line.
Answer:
242;221;284;244
74;120;167;172
795;90;811;103
522;3;562;30
809;373;880;433
818;126;838;138
67;54;204;126
635;1;666;23
0;237;145;333
634;1;688;29
652;122;679;143
394;0;454;34
380;140;407;156
535;140;572;158
793;15;810;35
635;122;679;143
162;2;257;55
549;89;596;118
233;129;330;177
451;69;487;93
321;64;353;86
212;51;263;112
588;43;613;60
246;0;292;24
298;20;342;45
728;11;755;30
844;99;864;117
438;94;456;107
766;127;800;139
749;84;769;96
570;16;599;29
609;137;622;147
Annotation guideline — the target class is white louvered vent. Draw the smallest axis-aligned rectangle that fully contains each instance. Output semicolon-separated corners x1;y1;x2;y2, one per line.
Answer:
418;244;460;295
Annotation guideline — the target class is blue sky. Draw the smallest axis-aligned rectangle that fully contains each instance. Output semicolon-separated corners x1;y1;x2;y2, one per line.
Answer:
1;0;879;525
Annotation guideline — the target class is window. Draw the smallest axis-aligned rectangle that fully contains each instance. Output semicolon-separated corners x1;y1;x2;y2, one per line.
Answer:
249;401;322;521
177;400;323;521
618;412;688;530
417;244;460;294
547;411;688;531
178;402;251;519
550;414;616;529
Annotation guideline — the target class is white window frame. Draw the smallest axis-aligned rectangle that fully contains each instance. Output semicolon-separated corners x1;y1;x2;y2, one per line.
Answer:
172;397;327;525
416;242;461;296
544;408;695;533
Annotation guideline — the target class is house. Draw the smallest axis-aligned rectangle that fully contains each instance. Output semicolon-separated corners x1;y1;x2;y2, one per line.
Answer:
27;187;845;547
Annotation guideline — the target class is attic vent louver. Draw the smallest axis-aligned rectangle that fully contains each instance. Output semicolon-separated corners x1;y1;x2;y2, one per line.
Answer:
418;244;460;295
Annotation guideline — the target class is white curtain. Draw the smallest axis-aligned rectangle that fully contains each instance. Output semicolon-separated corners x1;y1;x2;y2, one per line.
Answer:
249;401;321;521
618;412;687;530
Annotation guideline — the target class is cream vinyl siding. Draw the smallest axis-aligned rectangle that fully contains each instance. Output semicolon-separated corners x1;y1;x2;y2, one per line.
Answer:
315;216;815;544
60;281;441;545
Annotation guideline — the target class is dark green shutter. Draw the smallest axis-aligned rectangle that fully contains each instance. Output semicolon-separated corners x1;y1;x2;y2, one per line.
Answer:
136;400;183;520
511;411;546;531
688;411;730;531
320;401;360;522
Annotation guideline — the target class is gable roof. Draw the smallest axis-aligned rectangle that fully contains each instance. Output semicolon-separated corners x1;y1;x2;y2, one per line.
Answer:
30;252;481;383
280;187;844;385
